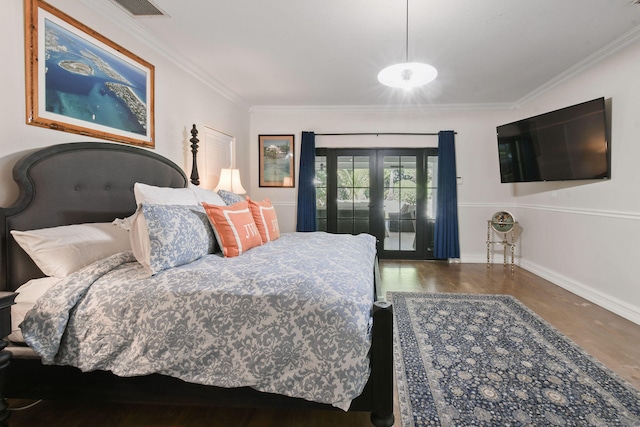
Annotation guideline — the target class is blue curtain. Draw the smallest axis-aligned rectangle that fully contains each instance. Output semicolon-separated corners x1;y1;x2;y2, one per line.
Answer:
296;131;316;232
434;130;460;259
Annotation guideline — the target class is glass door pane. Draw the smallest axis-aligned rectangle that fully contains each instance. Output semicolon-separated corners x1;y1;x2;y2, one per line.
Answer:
425;154;438;255
314;147;436;260
383;155;417;251
315;155;327;231
337;155;370;235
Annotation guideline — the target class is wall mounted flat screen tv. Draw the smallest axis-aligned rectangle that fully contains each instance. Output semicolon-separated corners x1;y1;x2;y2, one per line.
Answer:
497;97;610;183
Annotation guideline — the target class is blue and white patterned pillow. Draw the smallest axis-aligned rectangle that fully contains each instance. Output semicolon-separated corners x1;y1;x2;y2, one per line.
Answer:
217;189;245;205
140;204;216;275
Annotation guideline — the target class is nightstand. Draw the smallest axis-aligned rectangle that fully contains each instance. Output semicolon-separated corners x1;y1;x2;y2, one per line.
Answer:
0;292;16;427
0;292;16;341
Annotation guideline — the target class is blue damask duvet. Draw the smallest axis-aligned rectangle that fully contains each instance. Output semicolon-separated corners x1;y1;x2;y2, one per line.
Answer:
20;232;377;410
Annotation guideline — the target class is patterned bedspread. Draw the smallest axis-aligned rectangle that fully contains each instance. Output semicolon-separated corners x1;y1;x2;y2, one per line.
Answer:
20;232;377;410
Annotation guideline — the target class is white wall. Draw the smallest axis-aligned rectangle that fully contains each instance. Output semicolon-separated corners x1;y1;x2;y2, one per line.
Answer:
250;37;640;325
508;38;640;325
249;107;514;254
0;0;249;207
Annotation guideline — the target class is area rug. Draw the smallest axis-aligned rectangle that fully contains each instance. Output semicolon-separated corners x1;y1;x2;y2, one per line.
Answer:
390;292;640;426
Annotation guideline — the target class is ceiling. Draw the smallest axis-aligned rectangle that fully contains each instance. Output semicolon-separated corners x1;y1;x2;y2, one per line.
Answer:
96;0;640;108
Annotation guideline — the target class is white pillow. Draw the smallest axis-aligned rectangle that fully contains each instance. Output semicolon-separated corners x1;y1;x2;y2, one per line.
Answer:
129;205;150;270
114;183;200;231
11;223;131;278
112;215;135;231
115;183;226;232
190;184;226;206
10;277;61;342
134;182;198;206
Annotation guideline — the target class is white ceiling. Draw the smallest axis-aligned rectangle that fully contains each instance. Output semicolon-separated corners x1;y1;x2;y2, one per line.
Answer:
96;0;640;108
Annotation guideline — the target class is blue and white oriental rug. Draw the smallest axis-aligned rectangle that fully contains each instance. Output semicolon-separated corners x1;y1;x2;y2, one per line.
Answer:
390;292;640;426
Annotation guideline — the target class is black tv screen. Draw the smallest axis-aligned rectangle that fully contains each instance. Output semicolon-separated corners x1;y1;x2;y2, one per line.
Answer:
497;97;610;183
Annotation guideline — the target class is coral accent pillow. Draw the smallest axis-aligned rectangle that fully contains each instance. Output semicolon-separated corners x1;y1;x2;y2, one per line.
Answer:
202;201;262;257
247;197;280;243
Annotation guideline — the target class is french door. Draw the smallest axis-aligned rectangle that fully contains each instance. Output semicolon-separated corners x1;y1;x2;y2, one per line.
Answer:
315;148;438;259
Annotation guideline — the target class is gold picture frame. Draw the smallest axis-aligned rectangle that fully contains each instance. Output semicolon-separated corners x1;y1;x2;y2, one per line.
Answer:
259;134;295;187
24;0;155;147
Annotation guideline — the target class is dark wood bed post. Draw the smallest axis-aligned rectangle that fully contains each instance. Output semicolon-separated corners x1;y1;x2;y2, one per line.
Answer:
369;301;394;427
0;293;17;427
190;124;200;186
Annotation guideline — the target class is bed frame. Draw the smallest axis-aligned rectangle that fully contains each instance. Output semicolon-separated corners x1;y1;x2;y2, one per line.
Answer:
0;128;394;427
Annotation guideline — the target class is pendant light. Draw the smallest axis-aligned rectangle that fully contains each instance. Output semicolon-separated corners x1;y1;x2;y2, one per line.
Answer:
378;0;437;89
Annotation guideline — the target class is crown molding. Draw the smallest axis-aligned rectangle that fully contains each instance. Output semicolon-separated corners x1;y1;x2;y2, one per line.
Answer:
76;1;640;114
80;0;247;108
515;24;640;107
250;24;640;114
249;102;514;114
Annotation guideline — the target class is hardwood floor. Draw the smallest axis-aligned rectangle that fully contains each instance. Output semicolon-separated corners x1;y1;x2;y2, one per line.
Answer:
8;262;640;426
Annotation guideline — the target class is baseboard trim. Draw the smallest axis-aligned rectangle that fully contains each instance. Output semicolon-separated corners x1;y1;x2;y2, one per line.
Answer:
461;256;640;326
520;260;640;326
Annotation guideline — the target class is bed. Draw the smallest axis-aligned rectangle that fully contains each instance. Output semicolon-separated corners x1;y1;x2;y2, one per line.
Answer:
0;130;394;427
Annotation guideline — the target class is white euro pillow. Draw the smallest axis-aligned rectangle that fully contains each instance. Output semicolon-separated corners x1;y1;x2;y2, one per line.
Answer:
134;182;199;206
115;183;225;231
11;223;131;278
190;184;226;206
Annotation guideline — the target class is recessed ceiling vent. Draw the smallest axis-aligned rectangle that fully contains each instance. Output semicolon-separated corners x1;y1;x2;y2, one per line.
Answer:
110;0;168;17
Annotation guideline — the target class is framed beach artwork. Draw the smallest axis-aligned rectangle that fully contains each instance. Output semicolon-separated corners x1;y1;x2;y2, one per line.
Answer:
259;134;295;187
24;0;155;147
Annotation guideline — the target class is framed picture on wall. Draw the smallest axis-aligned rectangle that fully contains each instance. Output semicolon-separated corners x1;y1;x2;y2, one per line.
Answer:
259;134;295;187
24;0;155;148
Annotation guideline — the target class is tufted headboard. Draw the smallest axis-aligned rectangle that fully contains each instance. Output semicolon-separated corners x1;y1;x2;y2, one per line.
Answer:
0;142;188;291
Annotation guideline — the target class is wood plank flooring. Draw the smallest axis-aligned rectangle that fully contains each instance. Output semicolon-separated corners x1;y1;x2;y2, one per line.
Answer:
7;262;640;426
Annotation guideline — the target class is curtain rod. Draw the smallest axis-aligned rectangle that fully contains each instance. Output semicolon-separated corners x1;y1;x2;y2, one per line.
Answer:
314;132;456;136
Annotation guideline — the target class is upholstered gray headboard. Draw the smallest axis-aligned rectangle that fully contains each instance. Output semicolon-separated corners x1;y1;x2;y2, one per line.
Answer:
0;142;188;291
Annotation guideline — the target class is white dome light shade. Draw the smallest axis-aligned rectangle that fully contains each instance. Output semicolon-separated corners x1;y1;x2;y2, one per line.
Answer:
377;62;438;89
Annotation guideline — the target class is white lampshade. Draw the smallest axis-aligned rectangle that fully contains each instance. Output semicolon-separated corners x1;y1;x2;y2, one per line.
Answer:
377;62;437;89
214;168;246;194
